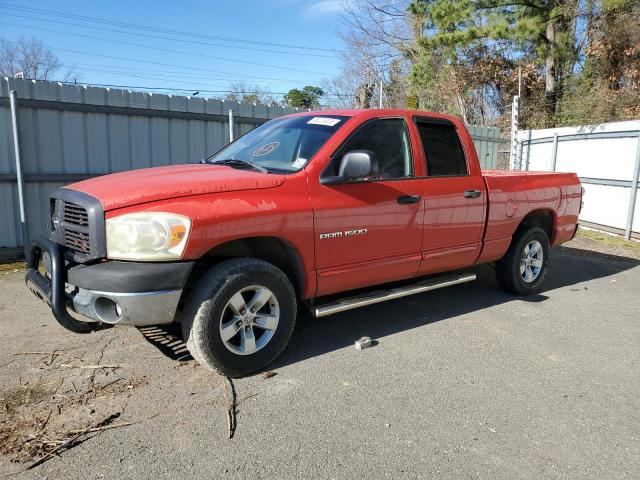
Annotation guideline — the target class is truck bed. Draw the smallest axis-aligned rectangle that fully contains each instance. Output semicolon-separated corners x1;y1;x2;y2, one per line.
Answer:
477;170;582;264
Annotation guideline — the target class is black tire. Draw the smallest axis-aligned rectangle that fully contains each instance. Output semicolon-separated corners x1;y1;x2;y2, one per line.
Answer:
495;226;550;295
180;258;297;377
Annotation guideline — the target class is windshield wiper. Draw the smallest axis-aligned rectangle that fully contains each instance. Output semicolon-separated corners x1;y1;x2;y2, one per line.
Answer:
209;158;268;173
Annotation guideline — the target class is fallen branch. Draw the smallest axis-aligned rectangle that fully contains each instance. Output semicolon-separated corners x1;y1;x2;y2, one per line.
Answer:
39;410;53;432
68;421;134;435
236;392;260;408
59;364;122;369
98;378;125;390
0;359;15;370
25;429;89;470
70;412;160;435
222;377;237;439
25;412;123;471
0;469;23;478
13;351;84;362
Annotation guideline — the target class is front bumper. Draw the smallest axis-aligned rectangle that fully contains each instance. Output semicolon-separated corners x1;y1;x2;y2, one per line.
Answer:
26;236;194;331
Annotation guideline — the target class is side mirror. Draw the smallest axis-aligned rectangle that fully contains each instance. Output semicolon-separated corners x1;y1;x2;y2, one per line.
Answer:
321;150;377;185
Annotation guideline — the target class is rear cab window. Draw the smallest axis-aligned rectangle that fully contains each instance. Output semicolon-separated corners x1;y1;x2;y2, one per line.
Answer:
414;118;468;177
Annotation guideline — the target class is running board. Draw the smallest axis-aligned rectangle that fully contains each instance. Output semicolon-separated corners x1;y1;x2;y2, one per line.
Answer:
313;273;477;318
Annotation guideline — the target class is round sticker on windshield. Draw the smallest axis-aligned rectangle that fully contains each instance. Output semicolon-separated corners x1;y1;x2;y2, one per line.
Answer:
253;141;280;157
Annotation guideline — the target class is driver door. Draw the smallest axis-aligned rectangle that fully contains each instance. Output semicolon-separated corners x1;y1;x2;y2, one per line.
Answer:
309;117;425;296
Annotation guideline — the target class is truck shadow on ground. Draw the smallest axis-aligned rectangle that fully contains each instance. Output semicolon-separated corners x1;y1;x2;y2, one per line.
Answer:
138;245;639;371
138;324;192;362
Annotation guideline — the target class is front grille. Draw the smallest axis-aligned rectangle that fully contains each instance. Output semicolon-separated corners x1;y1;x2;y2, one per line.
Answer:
50;190;106;263
64;229;91;254
63;202;89;227
52;199;92;256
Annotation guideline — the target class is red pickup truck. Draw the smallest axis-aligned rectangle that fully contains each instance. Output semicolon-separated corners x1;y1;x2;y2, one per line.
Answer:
26;109;582;376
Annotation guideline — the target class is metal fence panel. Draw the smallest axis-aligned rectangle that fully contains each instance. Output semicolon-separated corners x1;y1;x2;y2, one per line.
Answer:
467;124;508;170
1;78;508;251
516;120;640;237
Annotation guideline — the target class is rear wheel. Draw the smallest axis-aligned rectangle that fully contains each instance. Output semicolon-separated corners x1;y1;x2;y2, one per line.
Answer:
496;226;550;295
180;258;296;377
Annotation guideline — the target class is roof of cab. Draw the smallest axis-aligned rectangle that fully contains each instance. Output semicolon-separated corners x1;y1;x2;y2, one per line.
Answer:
280;108;463;124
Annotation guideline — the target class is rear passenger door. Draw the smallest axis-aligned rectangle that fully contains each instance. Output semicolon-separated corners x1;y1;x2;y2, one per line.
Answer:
412;117;486;275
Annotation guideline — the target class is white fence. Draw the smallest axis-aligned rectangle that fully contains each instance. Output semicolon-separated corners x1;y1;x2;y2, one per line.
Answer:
516;120;640;239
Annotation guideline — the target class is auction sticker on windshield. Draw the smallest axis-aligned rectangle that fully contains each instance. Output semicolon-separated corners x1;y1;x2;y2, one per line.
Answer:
307;117;341;126
253;141;280;156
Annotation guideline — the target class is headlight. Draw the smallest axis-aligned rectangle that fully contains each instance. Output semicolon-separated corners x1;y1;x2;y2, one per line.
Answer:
106;213;191;261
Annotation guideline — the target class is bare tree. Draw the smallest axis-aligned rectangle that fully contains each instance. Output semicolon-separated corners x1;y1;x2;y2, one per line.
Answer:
322;73;359;108
330;0;421;108
224;81;276;105
0;38;74;80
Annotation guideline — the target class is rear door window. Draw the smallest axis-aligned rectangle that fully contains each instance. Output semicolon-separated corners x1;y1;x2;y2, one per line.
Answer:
414;119;468;177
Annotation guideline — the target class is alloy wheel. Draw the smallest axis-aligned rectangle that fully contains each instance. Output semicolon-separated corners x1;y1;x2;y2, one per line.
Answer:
219;285;280;355
520;240;544;283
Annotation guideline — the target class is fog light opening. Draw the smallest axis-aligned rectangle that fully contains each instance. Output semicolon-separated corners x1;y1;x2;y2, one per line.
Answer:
94;296;122;324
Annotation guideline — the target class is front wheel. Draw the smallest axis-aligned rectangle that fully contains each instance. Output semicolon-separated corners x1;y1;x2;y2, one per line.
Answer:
180;258;297;377
495;226;550;295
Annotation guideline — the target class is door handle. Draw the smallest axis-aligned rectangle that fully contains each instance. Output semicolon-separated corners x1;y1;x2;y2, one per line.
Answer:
397;195;421;205
464;189;481;198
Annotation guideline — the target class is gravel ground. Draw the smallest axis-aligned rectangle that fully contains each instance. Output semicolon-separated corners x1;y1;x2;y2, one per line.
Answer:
0;236;639;479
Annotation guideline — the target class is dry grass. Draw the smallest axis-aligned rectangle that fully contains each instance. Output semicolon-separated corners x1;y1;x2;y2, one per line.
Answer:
0;262;25;273
576;228;640;257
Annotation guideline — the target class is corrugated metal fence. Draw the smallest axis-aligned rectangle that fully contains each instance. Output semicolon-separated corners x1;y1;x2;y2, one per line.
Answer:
1;78;507;255
466;124;509;171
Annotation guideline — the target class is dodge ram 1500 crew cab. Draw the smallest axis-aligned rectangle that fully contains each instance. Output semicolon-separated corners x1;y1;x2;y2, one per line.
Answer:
26;109;582;376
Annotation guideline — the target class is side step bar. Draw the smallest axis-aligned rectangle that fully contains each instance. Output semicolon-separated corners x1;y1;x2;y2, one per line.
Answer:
313;273;476;318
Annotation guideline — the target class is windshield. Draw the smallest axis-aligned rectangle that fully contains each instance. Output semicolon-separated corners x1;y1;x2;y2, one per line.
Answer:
208;115;349;173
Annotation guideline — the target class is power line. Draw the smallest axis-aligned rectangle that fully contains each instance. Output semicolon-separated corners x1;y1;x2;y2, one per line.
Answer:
40;78;357;99
0;12;339;58
60;67;251;90
0;21;327;76
1;40;311;83
61;63;296;84
60;66;337;97
0;2;342;53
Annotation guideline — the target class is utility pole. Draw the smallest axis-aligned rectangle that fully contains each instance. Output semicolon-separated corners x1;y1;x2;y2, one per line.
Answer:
509;95;520;170
379;79;383;109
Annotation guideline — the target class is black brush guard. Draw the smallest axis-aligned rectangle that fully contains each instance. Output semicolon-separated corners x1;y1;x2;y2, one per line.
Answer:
25;236;98;333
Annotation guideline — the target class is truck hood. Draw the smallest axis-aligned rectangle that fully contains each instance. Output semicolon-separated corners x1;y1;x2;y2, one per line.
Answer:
66;164;286;211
